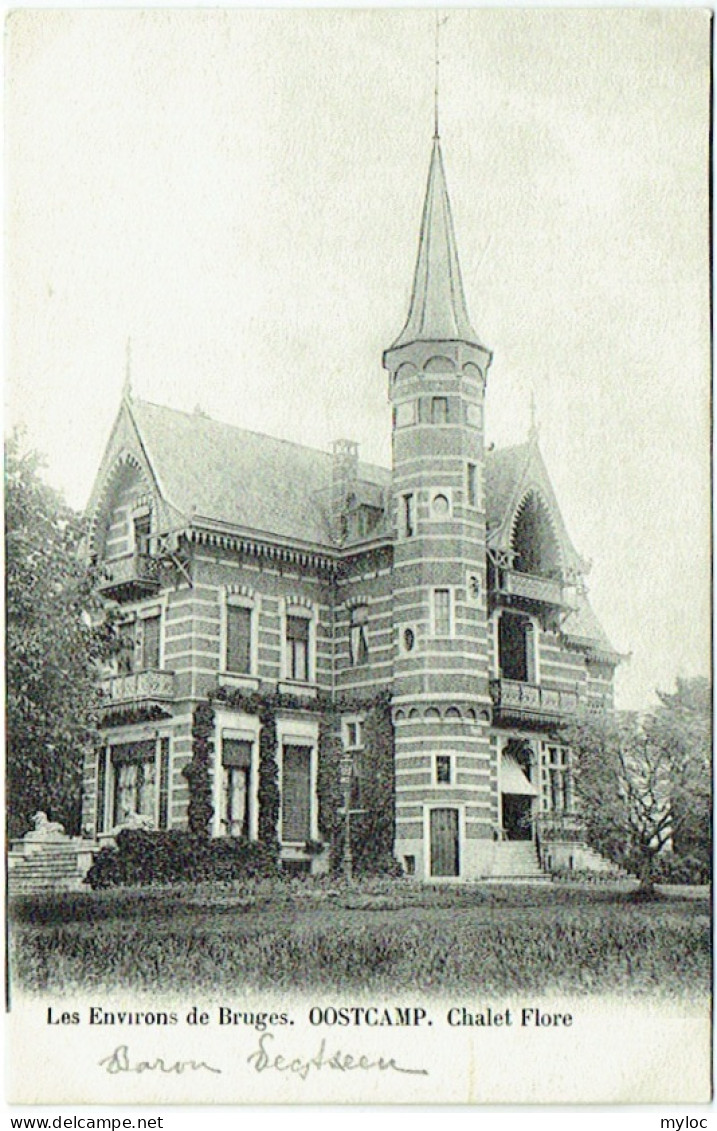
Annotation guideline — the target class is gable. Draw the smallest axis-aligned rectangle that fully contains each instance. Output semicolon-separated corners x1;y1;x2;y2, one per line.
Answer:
84;399;175;559
486;439;585;577
118;400;390;550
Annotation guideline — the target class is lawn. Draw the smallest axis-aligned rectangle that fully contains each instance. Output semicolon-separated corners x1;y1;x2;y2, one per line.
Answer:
8;878;711;999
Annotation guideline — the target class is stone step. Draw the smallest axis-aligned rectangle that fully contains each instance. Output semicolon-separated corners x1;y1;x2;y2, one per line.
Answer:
491;841;545;879
8;842;97;895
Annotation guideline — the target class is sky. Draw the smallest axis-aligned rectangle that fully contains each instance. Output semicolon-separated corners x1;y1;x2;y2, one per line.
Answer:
6;8;711;711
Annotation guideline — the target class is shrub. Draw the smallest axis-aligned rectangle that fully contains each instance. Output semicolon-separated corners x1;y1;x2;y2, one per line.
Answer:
351;851;403;878
84;829;279;889
651;853;711;886
550;868;624;885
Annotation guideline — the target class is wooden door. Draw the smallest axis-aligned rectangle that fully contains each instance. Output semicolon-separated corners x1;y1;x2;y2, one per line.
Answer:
430;808;459;877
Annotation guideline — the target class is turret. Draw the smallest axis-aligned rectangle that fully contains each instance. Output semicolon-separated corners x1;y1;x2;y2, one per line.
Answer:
385;135;497;881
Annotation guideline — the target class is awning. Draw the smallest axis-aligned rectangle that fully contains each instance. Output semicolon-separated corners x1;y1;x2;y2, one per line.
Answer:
501;752;539;796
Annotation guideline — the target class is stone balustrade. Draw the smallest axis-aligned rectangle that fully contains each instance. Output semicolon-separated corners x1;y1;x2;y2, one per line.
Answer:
490;678;578;722
497;569;564;607
98;668;176;704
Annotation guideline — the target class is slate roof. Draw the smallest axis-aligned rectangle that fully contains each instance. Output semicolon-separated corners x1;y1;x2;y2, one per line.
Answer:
562;594;618;656
485;442;531;534
119;397;613;651
130;399;390;548
391;139;483;349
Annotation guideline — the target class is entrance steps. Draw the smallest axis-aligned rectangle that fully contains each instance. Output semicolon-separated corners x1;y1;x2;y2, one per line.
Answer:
489;840;548;880
8;841;96;895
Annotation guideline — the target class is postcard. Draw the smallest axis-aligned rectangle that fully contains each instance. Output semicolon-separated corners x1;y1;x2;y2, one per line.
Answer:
6;7;711;1108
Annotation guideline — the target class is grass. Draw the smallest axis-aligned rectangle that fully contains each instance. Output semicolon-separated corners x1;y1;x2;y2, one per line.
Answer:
8;878;711;999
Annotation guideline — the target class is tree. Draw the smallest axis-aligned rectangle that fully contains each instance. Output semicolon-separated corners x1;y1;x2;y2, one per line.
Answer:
6;430;113;839
562;679;711;892
650;676;711;869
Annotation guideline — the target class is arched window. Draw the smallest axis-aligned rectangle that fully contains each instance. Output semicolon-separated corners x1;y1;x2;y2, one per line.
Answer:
511;491;561;578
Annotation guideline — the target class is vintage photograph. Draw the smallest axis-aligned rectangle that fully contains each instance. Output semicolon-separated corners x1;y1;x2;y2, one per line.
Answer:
6;8;711;1107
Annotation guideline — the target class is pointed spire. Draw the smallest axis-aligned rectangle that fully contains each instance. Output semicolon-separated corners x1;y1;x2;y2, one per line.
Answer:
391;139;481;349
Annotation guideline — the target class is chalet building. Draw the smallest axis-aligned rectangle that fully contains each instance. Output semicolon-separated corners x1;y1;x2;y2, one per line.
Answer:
82;135;621;880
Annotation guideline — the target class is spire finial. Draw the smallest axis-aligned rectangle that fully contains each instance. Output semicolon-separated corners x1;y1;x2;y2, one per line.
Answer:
122;337;132;401
529;387;540;441
434;11;447;140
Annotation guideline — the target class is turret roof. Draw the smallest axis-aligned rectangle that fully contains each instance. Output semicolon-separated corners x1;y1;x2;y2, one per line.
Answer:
391;139;481;349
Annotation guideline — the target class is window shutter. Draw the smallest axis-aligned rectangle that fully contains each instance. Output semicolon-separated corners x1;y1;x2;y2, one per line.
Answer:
227;605;252;673
281;745;311;842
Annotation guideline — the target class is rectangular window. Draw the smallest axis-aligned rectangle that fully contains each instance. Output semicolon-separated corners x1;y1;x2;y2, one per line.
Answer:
349;606;369;665
141;614;161;670
110;740;156;827
222;738;252;838
433;588;452;636
226;604;252;674
96;747;108;835
498;612;535;683
344;719;363;749
403;493;415;538
133;513;151;557
467;463;478;507
431;396;448;425
436;755;452;784
281;745;312;842
286;614;310;681
158;737;170;830
116;620;136;674
546;745;573;812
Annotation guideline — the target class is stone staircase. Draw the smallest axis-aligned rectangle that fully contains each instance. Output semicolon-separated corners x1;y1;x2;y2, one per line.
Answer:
489;840;548;881
539;840;630;877
8;841;96;895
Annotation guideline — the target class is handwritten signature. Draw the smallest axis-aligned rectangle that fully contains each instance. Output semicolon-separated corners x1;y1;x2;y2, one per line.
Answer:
247;1032;428;1080
99;1044;221;1075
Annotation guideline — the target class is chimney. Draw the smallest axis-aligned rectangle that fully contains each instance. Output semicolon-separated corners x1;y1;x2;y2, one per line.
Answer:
331;439;359;544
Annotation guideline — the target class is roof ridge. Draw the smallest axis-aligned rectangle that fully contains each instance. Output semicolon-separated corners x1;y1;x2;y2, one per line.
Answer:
132;397;391;479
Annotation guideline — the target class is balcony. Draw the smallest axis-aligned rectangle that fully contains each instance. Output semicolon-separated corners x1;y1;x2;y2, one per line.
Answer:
490;678;578;727
98;668;176;707
490;569;566;615
97;552;161;602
